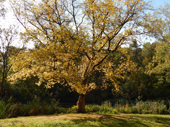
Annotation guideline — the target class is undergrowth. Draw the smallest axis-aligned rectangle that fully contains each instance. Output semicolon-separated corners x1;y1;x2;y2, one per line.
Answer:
0;99;169;119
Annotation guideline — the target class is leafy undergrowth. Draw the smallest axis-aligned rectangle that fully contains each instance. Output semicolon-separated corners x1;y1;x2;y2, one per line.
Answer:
0;100;170;119
0;114;170;127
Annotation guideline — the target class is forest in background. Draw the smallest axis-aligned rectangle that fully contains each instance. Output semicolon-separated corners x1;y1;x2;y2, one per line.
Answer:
2;41;170;104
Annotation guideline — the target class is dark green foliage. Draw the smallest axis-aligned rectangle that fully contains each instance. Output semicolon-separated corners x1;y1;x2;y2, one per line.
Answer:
0;100;6;118
116;41;170;101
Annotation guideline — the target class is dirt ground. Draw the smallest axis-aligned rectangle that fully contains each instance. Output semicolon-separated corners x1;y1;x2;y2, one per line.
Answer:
28;114;103;120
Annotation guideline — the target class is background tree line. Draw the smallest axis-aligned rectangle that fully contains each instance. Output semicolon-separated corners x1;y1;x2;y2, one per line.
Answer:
2;40;170;104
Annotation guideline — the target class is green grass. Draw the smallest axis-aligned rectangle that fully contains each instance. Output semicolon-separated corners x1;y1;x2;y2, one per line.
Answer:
0;114;170;127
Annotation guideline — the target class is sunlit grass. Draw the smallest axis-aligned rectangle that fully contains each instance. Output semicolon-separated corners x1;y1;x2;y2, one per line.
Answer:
0;114;170;127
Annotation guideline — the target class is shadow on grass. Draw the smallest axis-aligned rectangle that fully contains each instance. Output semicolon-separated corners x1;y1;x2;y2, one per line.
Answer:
152;117;170;125
2;114;170;127
50;114;170;127
133;115;170;126
67;115;149;127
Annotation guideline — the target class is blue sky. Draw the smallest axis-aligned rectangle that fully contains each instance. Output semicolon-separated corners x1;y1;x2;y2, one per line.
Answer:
145;0;170;8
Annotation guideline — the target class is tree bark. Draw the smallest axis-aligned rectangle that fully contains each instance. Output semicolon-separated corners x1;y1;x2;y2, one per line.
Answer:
0;73;5;97
0;81;4;97
77;94;86;113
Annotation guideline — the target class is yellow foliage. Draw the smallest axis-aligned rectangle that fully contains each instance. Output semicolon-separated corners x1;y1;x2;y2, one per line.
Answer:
9;0;151;95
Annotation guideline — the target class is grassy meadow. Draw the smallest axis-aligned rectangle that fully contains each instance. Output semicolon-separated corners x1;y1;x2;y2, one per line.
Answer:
1;114;170;127
1;100;170;126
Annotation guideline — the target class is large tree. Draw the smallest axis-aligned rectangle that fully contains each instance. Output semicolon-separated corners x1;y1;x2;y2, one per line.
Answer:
10;0;151;113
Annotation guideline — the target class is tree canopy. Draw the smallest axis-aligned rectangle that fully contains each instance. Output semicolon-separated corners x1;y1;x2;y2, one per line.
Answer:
9;0;152;113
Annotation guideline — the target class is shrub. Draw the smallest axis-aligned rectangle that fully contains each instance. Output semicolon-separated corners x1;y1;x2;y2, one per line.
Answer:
97;101;115;114
86;101;117;114
59;100;168;115
112;100;169;114
1;99;170;119
135;100;168;114
55;107;66;114
7;103;20;117
85;104;100;113
66;105;78;113
2;99;61;118
112;109;118;114
0;100;7;118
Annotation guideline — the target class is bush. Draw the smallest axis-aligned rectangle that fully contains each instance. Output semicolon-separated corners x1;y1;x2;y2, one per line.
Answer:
55;107;66;114
114;103;126;113
135;100;168;114
85;101;117;114
26;100;59;116
0;99;61;118
113;100;169;114
7;103;20;117
66;105;78;113
1;99;170;119
114;100;168;114
0;100;7;118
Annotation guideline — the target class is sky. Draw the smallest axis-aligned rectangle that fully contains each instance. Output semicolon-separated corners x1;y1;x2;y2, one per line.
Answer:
1;0;170;48
2;0;170;29
2;0;170;25
145;0;170;8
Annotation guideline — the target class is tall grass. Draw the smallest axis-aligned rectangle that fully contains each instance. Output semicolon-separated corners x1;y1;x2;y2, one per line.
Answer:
66;101;117;114
109;100;169;114
85;100;169;114
135;100;167;114
0;99;170;119
0;99;65;119
85;101;117;114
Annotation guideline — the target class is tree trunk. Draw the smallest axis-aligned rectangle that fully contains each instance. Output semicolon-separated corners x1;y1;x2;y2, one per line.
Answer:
0;77;4;97
77;94;86;113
